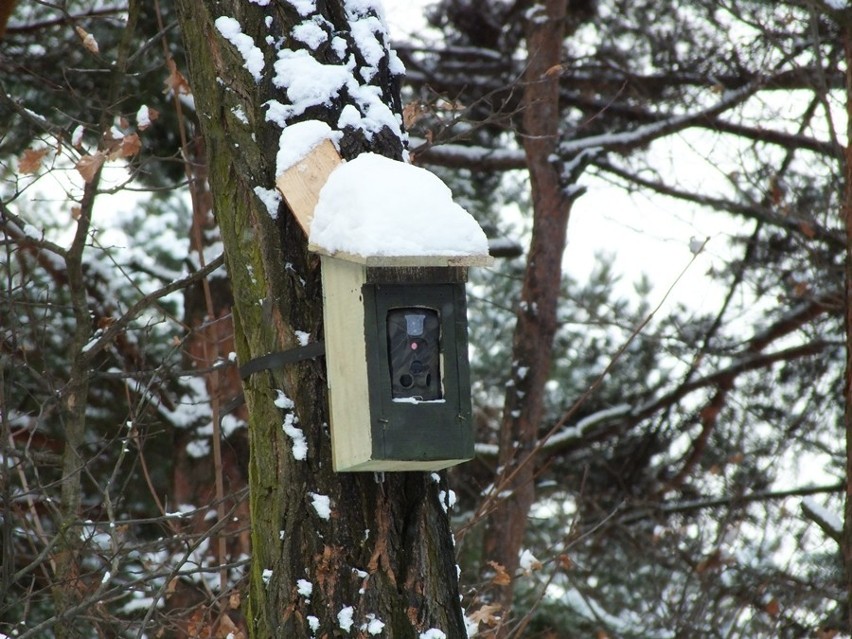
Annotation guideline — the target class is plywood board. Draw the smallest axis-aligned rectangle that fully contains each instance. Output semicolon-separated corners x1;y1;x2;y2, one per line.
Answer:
320;256;374;471
275;139;342;236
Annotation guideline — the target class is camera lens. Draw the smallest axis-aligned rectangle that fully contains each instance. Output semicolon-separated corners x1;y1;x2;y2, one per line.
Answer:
399;373;414;388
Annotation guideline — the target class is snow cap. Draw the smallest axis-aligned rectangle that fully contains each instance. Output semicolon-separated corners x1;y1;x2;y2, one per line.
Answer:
309;153;491;265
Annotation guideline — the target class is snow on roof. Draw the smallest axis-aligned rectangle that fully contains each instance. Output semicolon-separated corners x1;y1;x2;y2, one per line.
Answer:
276;120;341;175
309;153;490;261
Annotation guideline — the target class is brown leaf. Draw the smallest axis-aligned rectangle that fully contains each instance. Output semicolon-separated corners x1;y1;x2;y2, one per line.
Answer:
695;549;725;574
118;133;141;158
75;26;100;53
468;603;502;627
71;206;82;220
19;147;50;174
544;63;564;78
403;101;426;128
76;152;106;183
792;281;810;298
557;554;573;571
764;598;780;616
216;613;244;639
799;221;816;238
164;58;192;95
487;560;511;586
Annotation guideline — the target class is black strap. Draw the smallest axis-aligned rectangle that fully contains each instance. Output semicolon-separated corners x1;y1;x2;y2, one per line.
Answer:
221;341;326;417
238;340;325;379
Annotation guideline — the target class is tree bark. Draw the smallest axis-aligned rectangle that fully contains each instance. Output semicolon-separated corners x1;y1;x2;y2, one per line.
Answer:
175;2;467;637
479;0;570;630
842;8;852;633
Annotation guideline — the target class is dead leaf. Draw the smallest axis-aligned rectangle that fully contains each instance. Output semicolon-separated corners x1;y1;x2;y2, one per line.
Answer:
695;549;725;574
792;281;810;298
118;133;141;159
216;613;244;638
487;560;511;586
799;221;816;239
468;603;501;627
403;101;426;128
76;152;105;183
165;577;178;598
75;26;100;53
544;63;564;78
557;554;573;571
19;147;50;174
764;598;780;616
164;58;192;95
71;206;81;220
229;592;241;609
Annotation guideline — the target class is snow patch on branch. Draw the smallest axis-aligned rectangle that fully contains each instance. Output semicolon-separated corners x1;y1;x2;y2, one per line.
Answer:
269;49;350;120
283;413;307;460
292;18;329;49
215;17;264;83
264;5;405;151
361;614;385;635
802;497;842;537
285;0;317;15
310;493;331;519
254;186;281;219
344;0;387;20
297;578;313;598
350;16;385;81
337;606;355;632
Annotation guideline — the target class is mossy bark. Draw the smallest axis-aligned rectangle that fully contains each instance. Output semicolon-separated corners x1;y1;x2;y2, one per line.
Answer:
175;2;467;637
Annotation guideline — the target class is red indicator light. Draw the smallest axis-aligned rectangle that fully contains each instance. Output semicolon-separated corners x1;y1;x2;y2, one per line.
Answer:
410;341;418;350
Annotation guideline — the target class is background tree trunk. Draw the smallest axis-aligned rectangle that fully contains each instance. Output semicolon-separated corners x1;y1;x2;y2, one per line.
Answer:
175;2;467;637
479;0;570;630
842;8;852;632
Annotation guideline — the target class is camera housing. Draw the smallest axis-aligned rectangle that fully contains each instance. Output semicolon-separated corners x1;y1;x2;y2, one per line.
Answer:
321;257;478;471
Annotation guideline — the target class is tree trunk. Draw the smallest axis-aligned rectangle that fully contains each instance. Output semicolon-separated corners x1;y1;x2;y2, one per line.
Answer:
842;9;852;634
479;0;570;630
175;2;467;637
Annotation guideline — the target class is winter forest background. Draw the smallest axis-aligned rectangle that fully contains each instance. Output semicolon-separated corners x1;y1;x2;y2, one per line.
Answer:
1;0;851;637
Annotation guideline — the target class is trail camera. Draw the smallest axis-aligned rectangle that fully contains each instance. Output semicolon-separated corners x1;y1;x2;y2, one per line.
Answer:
320;257;487;471
276;140;492;471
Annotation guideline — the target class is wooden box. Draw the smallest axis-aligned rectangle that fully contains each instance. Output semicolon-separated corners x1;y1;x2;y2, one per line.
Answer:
321;254;485;471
